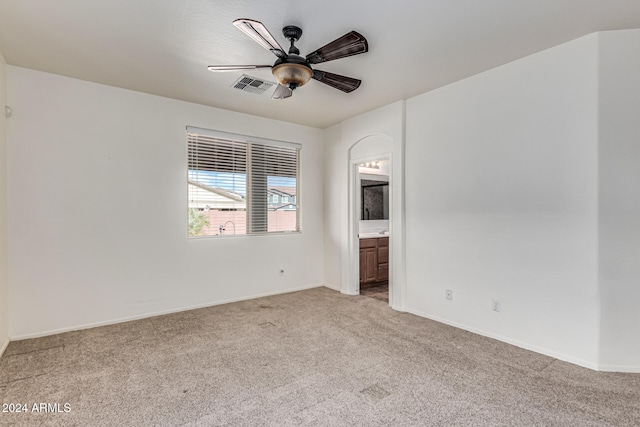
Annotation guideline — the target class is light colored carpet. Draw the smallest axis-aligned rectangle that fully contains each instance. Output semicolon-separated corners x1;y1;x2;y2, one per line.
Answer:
1;287;638;426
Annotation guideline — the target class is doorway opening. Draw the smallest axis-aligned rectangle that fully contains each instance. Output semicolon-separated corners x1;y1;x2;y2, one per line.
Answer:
356;158;390;303
345;132;403;311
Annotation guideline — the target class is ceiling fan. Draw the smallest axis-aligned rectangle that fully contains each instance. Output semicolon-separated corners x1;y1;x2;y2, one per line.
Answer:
208;19;368;99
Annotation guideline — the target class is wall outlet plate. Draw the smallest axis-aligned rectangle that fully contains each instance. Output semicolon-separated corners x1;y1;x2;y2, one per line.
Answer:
492;299;501;312
446;289;453;300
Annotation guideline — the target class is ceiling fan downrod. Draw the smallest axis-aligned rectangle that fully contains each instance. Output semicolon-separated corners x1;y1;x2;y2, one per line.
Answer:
282;26;303;55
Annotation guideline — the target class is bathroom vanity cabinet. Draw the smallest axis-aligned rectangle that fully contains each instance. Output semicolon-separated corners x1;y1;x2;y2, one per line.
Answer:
359;237;389;285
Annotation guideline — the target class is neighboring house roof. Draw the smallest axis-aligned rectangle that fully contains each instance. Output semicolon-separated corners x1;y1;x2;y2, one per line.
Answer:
268;186;297;197
272;203;297;211
189;181;297;210
188;180;246;210
189;180;244;201
268;186;297;210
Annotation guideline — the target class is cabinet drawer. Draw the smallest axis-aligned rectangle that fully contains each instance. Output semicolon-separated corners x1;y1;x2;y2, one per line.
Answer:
378;237;389;247
359;238;378;249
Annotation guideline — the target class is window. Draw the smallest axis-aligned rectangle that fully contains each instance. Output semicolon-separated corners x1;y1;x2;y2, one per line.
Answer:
187;127;300;237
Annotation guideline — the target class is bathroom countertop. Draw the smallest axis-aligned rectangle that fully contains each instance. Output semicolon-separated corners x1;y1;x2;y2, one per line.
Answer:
359;232;389;239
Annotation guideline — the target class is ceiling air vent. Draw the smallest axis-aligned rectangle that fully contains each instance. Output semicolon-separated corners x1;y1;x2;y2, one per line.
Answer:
232;75;275;95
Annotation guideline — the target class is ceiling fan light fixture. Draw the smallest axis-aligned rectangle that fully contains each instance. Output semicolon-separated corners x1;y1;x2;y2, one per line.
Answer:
272;62;313;88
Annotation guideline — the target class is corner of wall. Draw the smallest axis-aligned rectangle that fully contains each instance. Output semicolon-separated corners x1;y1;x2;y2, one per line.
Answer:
0;49;9;357
321;123;344;291
596;29;640;372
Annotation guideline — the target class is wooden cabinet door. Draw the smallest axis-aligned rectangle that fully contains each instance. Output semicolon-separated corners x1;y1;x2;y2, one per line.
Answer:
378;245;388;264
359;237;390;284
363;247;378;283
376;237;389;282
377;263;389;281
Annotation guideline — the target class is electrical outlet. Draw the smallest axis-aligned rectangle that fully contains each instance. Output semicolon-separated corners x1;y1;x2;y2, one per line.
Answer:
445;289;453;301
492;299;501;312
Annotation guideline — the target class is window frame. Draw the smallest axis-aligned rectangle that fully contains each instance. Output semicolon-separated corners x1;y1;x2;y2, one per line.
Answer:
186;126;301;238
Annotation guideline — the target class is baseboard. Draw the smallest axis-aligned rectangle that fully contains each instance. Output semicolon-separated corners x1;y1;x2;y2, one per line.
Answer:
0;338;9;358
10;283;324;341
322;283;341;292
596;364;640;373
404;307;602;372
390;304;405;312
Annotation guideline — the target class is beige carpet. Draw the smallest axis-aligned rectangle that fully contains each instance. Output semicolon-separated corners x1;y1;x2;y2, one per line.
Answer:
1;287;638;426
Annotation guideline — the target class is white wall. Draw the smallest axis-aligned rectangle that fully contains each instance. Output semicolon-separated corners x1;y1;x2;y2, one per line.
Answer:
0;51;9;355
6;67;324;339
597;29;640;371
326;30;640;372
322;101;406;309
405;35;601;368
322;123;343;291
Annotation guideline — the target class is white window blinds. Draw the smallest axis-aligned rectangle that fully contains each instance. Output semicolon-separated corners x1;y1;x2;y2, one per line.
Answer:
187;127;300;237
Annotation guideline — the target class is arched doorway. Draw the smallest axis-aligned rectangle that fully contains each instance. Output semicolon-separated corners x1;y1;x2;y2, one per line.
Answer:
347;135;397;306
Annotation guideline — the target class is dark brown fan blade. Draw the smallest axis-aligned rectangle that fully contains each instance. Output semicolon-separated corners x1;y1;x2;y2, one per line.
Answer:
208;65;272;72
272;84;293;100
232;19;287;59
312;70;361;93
306;31;368;64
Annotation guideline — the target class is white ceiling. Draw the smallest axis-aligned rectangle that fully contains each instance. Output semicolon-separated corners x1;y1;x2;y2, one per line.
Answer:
1;1;640;128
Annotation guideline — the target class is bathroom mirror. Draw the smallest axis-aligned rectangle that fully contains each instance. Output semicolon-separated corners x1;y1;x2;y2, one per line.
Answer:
361;179;389;220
